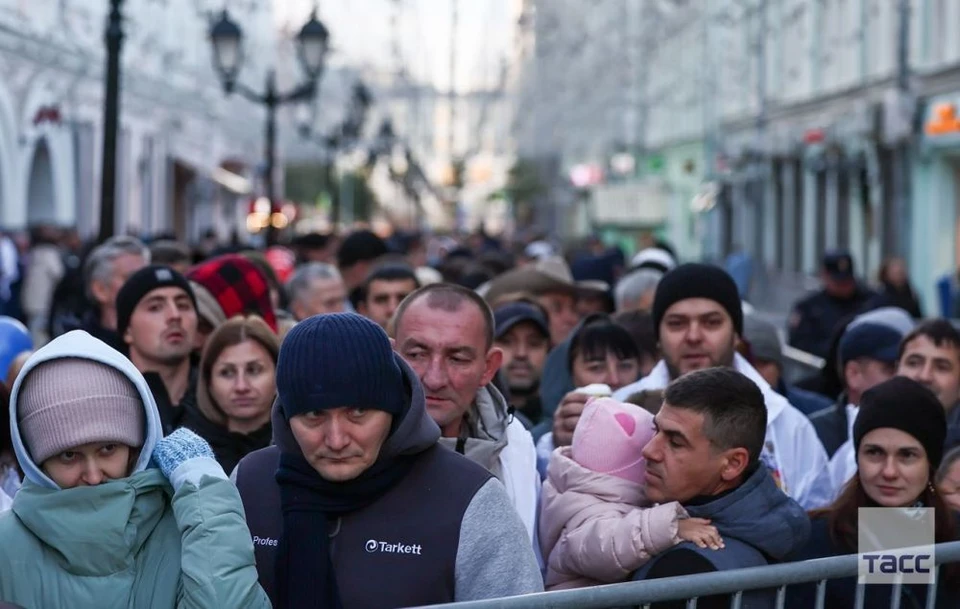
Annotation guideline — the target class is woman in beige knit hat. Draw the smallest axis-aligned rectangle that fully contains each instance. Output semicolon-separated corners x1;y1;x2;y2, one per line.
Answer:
0;330;270;609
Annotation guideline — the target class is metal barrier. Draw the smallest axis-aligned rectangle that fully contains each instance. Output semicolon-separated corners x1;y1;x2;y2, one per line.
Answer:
781;344;825;387
412;541;960;609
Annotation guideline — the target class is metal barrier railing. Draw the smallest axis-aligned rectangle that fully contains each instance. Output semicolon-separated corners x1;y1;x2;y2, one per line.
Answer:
781;345;825;387
411;541;960;609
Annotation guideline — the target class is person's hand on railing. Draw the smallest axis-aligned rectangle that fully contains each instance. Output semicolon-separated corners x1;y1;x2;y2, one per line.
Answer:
677;517;725;551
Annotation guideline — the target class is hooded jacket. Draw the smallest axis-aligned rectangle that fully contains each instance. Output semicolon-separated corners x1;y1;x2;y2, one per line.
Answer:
613;354;834;510
0;330;270;609
234;354;543;608
539;446;684;590
0;464;17;512
437;384;540;543
632;464;811;609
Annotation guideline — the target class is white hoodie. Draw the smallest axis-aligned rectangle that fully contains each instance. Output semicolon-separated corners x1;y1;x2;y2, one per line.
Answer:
613;354;834;510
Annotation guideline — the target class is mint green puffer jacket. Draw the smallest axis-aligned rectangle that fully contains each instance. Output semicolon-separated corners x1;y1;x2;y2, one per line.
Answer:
0;330;271;609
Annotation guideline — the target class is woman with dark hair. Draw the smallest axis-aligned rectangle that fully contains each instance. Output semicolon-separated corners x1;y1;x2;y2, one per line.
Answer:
787;377;958;608
566;313;643;391
0;382;20;511
534;315;645;477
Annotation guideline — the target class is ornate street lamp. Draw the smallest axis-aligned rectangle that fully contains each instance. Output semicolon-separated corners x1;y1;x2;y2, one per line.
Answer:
209;8;329;244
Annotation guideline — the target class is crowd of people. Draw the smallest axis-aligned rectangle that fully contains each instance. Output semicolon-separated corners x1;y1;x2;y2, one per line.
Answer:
0;225;958;608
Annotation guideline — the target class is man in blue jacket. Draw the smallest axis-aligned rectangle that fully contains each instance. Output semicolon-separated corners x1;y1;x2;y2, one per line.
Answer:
632;367;811;609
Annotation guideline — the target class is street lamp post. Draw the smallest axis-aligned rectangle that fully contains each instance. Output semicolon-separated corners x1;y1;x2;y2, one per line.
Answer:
209;9;329;245
298;81;372;227
99;0;125;243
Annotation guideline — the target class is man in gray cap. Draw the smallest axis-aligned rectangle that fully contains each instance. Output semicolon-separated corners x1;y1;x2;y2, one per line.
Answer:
741;314;832;417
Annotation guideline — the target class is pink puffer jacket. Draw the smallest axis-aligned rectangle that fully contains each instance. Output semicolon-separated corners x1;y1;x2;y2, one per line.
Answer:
539;446;686;590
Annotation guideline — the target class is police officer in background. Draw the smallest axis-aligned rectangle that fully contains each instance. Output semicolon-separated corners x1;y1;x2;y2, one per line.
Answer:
788;250;876;360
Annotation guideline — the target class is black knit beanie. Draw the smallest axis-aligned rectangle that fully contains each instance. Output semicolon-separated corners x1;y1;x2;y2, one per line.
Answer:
652;263;743;338
854;376;947;468
115;265;197;338
275;313;405;420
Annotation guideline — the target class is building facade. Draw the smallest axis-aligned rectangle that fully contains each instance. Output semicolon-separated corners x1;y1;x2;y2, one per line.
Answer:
0;0;274;241
514;0;960;311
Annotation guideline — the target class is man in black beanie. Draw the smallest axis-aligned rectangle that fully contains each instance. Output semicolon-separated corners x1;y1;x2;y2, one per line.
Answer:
604;263;833;509
233;313;542;609
116;265;199;435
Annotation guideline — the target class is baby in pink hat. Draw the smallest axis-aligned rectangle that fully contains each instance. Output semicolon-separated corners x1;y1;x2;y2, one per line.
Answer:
538;397;723;590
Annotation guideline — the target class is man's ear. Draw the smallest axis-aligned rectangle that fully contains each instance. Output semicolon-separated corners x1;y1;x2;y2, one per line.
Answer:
481;347;504;386
289;301;304;322
90;280;109;308
719;447;750;482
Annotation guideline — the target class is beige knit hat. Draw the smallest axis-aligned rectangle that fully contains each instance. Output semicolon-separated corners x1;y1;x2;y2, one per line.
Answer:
17;358;145;464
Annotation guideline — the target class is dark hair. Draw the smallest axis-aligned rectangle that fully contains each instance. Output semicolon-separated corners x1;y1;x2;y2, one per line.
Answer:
458;264;494;290
814;475;958;580
291;232;332;250
613;310;658;360
348;285;366;311
898;318;960;361
365;264;420;292
149;240;191;267
337;230;389;269
477;251;515;276
567;314;641;373
394;283;495;349
663;367;768;464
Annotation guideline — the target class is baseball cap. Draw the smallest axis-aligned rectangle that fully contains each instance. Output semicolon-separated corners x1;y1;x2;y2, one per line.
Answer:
838;322;904;366
493;302;550;341
822;249;855;281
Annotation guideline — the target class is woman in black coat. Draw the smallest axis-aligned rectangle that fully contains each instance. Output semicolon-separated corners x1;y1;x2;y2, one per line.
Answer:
787;378;958;609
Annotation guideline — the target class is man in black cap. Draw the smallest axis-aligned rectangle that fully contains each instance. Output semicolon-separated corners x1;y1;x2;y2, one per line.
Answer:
788;249;876;359
115;264;199;435
493;301;552;428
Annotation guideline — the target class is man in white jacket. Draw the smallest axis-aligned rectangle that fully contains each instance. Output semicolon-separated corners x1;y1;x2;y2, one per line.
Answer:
599;264;833;509
393;283;540;545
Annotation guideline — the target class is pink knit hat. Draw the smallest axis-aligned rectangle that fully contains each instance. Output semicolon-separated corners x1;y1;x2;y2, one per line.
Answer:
17;358;144;464
571;397;655;484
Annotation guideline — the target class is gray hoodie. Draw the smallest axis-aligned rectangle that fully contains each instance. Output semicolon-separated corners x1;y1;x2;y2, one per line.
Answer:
238;353;544;604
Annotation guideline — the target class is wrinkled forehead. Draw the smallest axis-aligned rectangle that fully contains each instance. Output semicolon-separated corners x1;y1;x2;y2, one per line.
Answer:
398;299;487;346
